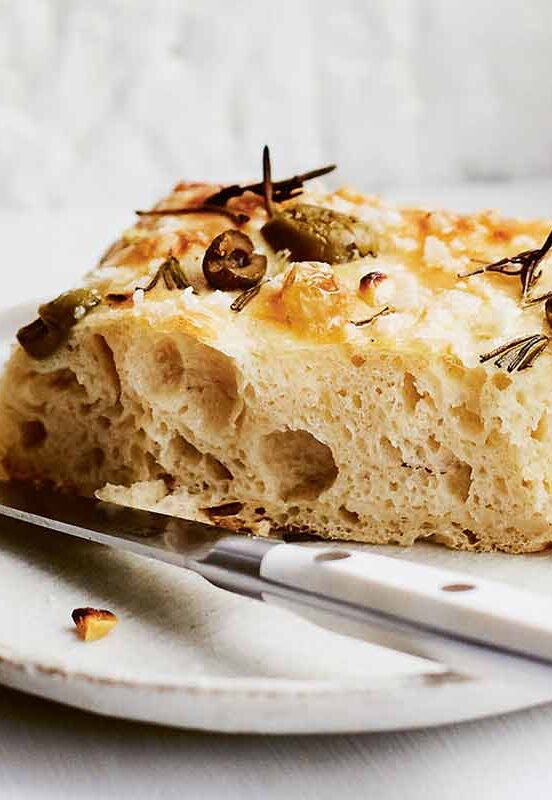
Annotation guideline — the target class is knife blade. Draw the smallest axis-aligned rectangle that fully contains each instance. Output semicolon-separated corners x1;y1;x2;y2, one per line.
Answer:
1;479;552;686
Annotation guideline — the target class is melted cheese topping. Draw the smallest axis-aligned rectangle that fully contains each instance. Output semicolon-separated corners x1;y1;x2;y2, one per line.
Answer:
84;181;552;369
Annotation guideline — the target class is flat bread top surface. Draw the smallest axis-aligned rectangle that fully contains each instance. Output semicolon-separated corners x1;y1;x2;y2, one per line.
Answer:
75;180;552;368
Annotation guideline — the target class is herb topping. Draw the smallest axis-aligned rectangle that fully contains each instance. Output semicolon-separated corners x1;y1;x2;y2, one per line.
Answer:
462;228;552;301
479;334;550;373
262;145;275;218
143;256;191;292
230;281;266;312
205;155;336;208
351;306;393;327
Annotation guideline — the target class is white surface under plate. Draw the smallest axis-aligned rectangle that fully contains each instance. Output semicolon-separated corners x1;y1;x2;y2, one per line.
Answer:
2;301;552;734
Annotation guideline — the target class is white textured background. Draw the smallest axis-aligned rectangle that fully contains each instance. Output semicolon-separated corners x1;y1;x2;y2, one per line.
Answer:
0;0;552;208
1;0;552;207
3;5;552;796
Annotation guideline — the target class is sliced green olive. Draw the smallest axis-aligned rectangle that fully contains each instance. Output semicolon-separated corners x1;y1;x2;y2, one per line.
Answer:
261;203;375;264
203;230;267;290
17;288;101;359
16;318;65;360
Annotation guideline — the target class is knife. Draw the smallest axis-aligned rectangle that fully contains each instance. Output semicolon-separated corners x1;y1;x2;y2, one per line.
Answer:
1;479;552;686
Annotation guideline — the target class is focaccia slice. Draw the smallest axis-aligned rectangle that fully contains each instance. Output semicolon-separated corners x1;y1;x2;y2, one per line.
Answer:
2;158;552;553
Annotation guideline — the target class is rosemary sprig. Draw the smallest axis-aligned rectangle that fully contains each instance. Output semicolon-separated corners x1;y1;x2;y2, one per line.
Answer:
461;228;552;300
230;281;265;312
522;290;552;306
136;148;336;229
523;292;552;328
136;204;249;226
351;305;393;327
144;256;191;292
480;333;550;372
262;145;275;218
205;160;336;207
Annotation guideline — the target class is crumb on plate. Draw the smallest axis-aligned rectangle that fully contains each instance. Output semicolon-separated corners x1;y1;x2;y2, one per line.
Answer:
71;607;118;642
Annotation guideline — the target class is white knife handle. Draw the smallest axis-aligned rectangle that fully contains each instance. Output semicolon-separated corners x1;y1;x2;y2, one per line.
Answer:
259;543;552;685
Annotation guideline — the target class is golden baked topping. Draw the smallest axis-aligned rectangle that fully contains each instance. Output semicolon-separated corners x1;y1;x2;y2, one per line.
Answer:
71;607;118;642
255;263;348;342
17;289;101;360
22;152;552;365
203;230;267;290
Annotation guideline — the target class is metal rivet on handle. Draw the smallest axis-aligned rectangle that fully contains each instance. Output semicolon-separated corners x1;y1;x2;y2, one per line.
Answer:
441;583;475;592
315;550;351;562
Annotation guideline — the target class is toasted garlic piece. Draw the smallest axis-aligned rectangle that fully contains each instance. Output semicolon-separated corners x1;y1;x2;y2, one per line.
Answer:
358;271;387;303
71;607;118;642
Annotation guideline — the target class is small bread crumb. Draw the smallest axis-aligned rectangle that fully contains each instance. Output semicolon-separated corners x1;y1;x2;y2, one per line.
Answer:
71;607;118;642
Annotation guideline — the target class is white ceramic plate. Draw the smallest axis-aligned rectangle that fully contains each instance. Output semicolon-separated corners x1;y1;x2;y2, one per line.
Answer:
1;302;552;734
